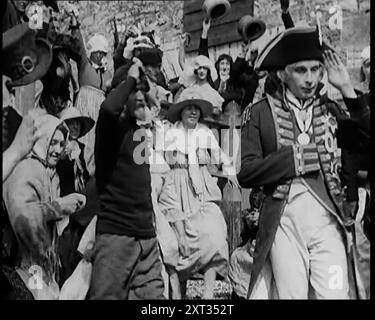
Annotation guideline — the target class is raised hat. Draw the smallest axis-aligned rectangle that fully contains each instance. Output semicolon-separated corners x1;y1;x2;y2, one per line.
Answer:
3;23;53;87
202;0;231;20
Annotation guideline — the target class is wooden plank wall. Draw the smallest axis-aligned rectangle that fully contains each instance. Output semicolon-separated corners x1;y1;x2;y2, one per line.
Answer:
160;37;244;81
183;0;254;53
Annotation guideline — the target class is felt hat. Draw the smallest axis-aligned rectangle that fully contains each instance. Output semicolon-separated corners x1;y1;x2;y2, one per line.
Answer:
255;26;332;71
238;15;266;42
3;23;53;87
59;107;95;139
202;0;231;20
167;87;213;123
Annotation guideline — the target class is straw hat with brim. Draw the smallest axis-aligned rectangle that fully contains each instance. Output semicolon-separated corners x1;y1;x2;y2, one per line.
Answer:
167;88;213;123
255;26;334;72
167;99;213;124
3;23;52;87
59;107;95;139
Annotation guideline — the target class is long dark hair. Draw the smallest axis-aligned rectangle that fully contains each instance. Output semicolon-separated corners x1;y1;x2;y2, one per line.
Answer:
194;66;215;88
214;54;233;80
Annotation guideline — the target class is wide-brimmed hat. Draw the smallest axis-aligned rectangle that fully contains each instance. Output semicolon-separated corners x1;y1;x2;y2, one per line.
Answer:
3;23;53;87
167;87;213;123
255;26;332;71
193;55;218;80
59;107;95;139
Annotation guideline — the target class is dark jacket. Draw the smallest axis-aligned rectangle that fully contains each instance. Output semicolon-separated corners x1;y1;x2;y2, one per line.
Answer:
231;58;259;110
238;89;364;296
95;76;155;238
198;37;244;108
2;0;21;32
56;141;89;197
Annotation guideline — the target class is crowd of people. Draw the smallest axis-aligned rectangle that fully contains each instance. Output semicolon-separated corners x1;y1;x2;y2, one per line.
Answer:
1;0;371;300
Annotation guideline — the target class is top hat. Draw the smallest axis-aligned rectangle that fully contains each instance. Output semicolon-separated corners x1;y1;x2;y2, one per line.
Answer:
202;0;231;20
255;26;332;71
3;23;53;87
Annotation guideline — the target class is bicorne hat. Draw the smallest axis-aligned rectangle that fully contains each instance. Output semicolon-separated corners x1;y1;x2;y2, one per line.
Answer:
255;26;333;71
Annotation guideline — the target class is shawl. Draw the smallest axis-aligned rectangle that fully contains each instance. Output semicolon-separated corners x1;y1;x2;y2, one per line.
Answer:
3;115;69;298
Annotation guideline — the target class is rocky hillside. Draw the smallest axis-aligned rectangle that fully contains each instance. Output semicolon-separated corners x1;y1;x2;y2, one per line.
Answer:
74;1;184;52
66;0;369;51
57;0;369;84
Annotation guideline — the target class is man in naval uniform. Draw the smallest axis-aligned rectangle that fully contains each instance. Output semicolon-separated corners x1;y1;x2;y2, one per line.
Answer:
238;27;364;299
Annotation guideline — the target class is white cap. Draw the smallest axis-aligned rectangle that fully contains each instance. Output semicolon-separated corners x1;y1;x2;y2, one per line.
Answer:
86;34;109;56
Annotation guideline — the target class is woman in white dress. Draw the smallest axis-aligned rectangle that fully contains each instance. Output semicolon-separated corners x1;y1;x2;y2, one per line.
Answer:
160;87;238;299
